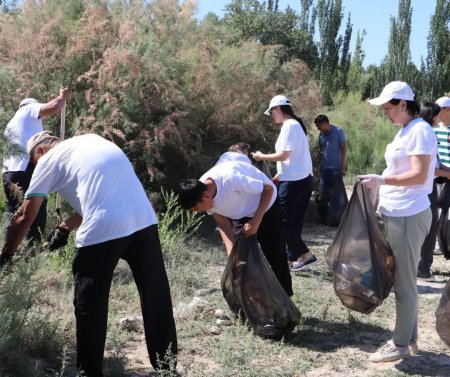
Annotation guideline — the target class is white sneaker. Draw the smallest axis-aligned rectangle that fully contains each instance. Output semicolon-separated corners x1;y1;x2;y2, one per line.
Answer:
409;340;419;356
369;339;410;363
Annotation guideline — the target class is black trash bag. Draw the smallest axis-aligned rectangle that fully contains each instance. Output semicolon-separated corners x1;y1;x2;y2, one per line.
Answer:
221;233;301;340
252;159;272;179
328;176;349;226
437;209;450;259
436;279;450;348
437;181;450;209
326;181;395;314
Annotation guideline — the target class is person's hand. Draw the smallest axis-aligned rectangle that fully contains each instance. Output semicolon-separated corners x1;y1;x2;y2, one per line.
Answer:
243;218;260;237
358;174;385;189
46;226;70;251
59;87;71;101
251;151;264;161
272;174;280;185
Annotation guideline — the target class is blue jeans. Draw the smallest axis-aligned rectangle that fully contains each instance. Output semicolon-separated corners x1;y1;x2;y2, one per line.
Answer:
278;175;313;262
318;168;340;222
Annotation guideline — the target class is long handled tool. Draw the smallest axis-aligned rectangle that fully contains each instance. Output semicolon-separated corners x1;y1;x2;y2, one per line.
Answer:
55;101;66;224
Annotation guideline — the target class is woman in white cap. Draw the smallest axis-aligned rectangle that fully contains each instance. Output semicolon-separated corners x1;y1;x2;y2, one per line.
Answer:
359;81;437;362
252;95;317;272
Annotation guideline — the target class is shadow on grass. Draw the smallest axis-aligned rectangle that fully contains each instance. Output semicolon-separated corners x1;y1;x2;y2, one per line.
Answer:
395;351;450;376
285;316;391;353
417;284;446;294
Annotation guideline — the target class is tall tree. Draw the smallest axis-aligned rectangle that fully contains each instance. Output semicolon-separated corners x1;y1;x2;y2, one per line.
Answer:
385;0;412;82
426;0;450;98
347;29;366;93
315;0;349;104
338;13;352;92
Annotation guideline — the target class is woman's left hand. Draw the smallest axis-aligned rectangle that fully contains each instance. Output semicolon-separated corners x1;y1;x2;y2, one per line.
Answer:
251;151;263;161
359;174;385;188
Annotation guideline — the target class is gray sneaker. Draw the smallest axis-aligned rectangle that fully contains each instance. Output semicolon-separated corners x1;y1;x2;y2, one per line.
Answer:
409;340;419;356
369;339;410;363
290;255;318;272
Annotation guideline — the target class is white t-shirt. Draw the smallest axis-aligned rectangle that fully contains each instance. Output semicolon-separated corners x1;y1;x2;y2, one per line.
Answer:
378;118;438;217
2;103;43;173
200;161;276;219
215;151;251;165
275;118;313;181
25;134;157;247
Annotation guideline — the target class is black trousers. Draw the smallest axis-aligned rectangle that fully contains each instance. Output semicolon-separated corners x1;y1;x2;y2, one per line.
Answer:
2;162;46;243
232;201;293;297
418;182;438;276
73;225;177;377
277;175;313;261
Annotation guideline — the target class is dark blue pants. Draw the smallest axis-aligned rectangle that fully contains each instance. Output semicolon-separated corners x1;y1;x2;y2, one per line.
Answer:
418;182;438;276
318;168;340;222
2;162;46;244
73;225;177;376
278;175;313;262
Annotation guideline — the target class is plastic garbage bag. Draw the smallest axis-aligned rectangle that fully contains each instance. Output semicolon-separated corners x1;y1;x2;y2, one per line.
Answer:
252;159;272;179
436;279;450;348
436;181;450;209
437;209;450;259
326;181;395;314
221;233;301;340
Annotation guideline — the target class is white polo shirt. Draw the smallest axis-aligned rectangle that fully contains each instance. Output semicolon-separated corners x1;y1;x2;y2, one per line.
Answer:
200;161;277;219
25;134;157;247
2;103;43;172
275;118;313;181
379;118;438;217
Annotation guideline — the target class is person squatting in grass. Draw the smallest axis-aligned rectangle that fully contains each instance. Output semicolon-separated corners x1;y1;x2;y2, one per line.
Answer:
252;95;317;272
2;87;71;246
313;114;347;225
178;160;293;297
359;81;437;363
0;132;177;377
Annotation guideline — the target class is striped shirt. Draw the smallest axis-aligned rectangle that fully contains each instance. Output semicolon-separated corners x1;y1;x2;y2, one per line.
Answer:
435;125;450;167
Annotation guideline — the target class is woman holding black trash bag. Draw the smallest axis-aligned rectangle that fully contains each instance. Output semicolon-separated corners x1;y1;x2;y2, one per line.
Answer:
359;81;437;363
252;95;317;272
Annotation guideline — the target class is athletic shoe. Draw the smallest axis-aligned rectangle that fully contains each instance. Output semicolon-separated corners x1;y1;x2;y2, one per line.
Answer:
216;315;233;326
290;255;318;272
369;339;410;363
409;340;419;356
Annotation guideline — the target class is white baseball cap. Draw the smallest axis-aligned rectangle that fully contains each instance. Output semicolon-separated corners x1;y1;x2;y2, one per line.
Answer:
368;81;415;106
19;98;39;108
264;95;292;115
436;97;450;108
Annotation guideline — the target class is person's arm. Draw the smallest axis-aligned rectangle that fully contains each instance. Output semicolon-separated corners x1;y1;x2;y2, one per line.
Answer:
252;150;291;162
340;142;347;176
38;87;71;119
1;197;44;256
243;183;274;237
212;213;234;255
45;212;83;251
361;155;431;188
384;154;431;186
59;212;83;231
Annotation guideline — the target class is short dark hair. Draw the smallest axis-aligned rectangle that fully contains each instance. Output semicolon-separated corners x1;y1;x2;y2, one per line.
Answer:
389;98;420;116
420;102;441;125
314;115;329;125
178;179;207;209
228;142;250;155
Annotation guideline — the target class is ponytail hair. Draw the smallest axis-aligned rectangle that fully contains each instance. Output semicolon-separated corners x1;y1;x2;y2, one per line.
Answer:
279;105;307;135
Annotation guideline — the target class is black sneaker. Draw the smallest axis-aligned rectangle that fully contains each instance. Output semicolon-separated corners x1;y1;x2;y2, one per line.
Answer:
417;271;435;282
290;255;318;272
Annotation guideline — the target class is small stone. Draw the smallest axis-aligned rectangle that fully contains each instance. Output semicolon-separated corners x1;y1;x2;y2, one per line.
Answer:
210;326;221;335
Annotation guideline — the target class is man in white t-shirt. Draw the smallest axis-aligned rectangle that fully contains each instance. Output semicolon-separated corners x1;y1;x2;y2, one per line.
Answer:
2;88;70;245
0;132;177;376
179;161;292;296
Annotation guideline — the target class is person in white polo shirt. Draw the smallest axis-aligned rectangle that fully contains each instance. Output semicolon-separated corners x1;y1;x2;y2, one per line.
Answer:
0;132;177;376
2;88;70;245
359;81;437;363
178;161;293;296
252;95;317;272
